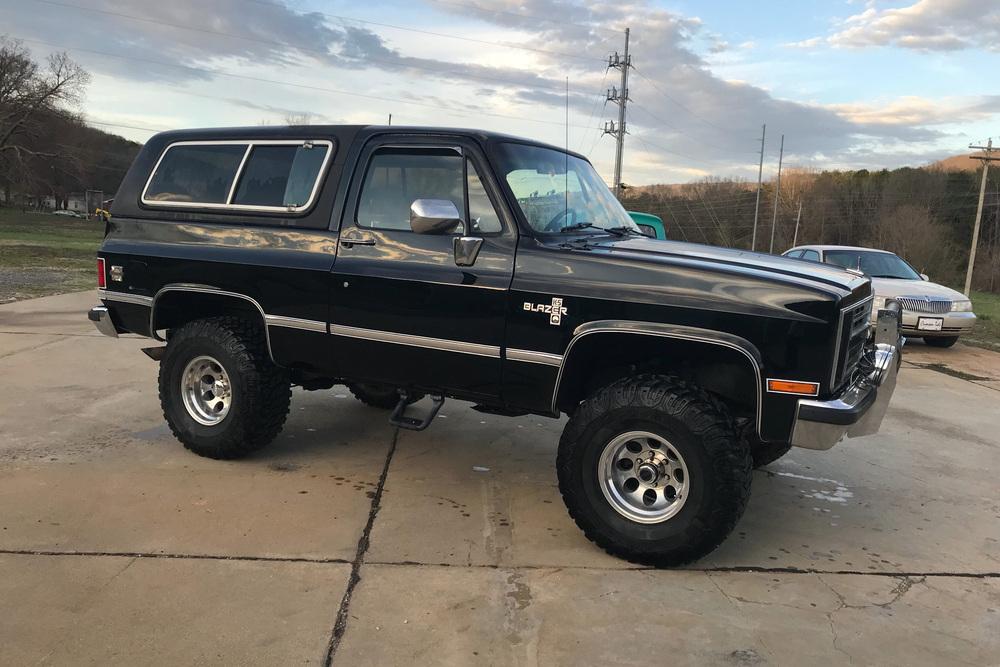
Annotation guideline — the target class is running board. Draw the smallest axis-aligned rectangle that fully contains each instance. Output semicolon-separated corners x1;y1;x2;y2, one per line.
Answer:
389;392;445;431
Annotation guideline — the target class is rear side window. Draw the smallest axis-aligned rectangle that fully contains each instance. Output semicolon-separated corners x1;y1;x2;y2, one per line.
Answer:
142;140;333;212
144;144;247;204
232;144;329;207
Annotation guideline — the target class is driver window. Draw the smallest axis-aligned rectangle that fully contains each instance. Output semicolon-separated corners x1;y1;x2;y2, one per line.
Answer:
357;147;464;231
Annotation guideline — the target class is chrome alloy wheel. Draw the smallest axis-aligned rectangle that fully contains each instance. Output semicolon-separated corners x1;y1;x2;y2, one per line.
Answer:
597;430;690;524
180;355;233;426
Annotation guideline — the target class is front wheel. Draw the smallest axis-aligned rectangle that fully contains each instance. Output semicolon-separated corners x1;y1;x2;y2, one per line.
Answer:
159;316;291;459
557;374;752;567
924;336;958;348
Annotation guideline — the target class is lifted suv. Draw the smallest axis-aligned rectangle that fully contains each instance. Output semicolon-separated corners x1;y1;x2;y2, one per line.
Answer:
89;125;902;566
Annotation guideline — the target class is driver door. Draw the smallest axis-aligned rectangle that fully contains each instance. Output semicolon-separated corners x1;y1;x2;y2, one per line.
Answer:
329;136;517;400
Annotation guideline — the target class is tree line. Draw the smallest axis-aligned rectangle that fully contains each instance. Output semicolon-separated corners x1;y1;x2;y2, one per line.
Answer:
622;166;1000;292
0;38;139;208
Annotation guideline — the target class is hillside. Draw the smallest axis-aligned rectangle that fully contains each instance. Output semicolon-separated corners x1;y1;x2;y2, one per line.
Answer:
928;152;989;172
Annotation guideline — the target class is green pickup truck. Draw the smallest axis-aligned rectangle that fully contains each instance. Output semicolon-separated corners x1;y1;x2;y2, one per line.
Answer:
627;211;667;239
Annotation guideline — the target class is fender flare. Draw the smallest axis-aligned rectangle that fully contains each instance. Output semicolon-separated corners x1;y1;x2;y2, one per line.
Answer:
552;320;764;434
149;283;274;361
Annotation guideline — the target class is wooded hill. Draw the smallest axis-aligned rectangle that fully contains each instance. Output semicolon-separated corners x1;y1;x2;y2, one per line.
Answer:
622;163;1000;292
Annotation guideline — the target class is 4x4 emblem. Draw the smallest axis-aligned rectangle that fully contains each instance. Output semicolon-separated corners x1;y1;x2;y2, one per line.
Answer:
523;297;567;326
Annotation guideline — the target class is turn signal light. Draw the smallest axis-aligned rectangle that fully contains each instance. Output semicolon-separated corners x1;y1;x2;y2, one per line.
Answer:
97;257;106;289
767;379;819;396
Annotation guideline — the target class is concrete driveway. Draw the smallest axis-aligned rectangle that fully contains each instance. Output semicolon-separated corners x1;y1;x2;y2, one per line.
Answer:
1;291;998;665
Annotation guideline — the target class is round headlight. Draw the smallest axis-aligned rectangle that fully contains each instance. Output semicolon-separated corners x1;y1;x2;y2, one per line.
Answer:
951;300;972;312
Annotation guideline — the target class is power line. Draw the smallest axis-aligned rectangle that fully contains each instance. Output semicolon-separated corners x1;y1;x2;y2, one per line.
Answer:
630;67;739;136
578;68;611;155
428;0;623;39
32;0;579;94
19;38;599;131
240;0;606;63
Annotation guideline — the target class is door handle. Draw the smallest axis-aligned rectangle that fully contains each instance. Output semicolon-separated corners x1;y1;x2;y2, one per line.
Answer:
340;230;376;248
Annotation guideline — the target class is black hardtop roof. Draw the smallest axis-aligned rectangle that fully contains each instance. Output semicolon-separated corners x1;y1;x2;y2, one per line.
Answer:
148;124;587;160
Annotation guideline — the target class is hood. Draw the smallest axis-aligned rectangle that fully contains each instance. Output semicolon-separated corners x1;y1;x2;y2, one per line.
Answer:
871;277;967;301
582;236;868;295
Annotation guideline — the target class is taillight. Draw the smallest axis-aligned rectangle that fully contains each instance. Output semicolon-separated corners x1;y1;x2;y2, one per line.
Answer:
97;257;106;289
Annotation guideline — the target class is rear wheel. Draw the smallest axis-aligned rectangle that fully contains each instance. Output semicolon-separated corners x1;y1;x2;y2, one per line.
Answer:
557;374;752;567
924;336;958;348
159;317;290;459
347;382;424;409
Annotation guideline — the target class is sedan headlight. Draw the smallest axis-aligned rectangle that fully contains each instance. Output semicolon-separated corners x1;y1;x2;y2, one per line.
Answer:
951;300;973;312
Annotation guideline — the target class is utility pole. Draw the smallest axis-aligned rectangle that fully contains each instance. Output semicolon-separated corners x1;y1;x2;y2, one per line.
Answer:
751;123;766;251
603;28;632;198
792;199;802;247
768;134;785;254
965;138;998;295
387;113;392;126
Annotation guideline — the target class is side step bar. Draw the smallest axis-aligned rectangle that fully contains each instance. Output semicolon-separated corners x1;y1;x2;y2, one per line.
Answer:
389;392;445;431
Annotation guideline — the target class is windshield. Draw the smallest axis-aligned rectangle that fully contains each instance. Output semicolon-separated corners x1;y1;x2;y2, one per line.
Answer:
824;250;921;280
495;142;640;235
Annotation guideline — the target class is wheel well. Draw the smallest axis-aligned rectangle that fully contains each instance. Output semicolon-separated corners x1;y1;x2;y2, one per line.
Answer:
555;332;760;426
151;290;265;341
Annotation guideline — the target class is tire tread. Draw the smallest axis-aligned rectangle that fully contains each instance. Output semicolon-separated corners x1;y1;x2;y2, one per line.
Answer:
557;374;752;566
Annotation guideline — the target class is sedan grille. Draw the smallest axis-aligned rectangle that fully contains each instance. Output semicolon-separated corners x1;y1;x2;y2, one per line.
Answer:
896;297;951;314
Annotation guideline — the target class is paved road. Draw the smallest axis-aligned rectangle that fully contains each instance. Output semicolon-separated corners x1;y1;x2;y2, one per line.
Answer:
1;291;998;665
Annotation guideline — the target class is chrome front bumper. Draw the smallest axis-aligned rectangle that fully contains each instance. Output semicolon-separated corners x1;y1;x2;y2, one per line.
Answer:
792;305;901;451
88;306;118;338
899;310;976;337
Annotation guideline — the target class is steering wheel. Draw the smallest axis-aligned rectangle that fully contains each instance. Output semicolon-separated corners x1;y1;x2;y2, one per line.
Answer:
543;208;578;232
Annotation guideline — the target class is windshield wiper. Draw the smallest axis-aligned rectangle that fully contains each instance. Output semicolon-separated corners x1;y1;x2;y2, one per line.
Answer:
604;226;643;237
560;222;627;237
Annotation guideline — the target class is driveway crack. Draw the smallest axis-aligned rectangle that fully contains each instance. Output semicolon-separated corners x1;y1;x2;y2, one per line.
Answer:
322;427;399;666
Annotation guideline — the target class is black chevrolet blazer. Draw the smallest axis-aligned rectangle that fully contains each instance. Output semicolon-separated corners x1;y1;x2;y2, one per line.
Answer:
89;124;902;566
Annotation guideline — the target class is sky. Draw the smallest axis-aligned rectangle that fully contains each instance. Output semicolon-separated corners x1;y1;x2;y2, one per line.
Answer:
1;0;998;185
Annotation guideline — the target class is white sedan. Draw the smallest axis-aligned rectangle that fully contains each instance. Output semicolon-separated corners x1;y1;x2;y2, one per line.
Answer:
783;245;976;348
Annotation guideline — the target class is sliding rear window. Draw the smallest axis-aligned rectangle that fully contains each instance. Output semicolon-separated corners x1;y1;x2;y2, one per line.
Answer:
142;140;334;213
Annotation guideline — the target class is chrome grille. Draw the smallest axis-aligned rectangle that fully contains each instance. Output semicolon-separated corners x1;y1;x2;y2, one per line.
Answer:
835;298;873;389
896;297;951;314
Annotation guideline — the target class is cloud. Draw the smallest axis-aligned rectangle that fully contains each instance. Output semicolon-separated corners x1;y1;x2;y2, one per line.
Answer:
793;0;1000;52
826;95;1000;126
3;0;996;183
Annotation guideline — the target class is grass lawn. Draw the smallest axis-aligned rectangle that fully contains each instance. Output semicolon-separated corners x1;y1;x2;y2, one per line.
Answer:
965;291;1000;351
0;208;103;303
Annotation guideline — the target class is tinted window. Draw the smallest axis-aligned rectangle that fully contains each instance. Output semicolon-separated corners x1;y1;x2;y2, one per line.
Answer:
233;144;328;207
467;160;501;234
801;249;820;261
357;148;464;231
145;144;247;203
785;249;803;258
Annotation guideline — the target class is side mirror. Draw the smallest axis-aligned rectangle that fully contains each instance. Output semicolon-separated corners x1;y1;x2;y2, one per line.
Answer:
920;273;929;281
410;199;463;235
